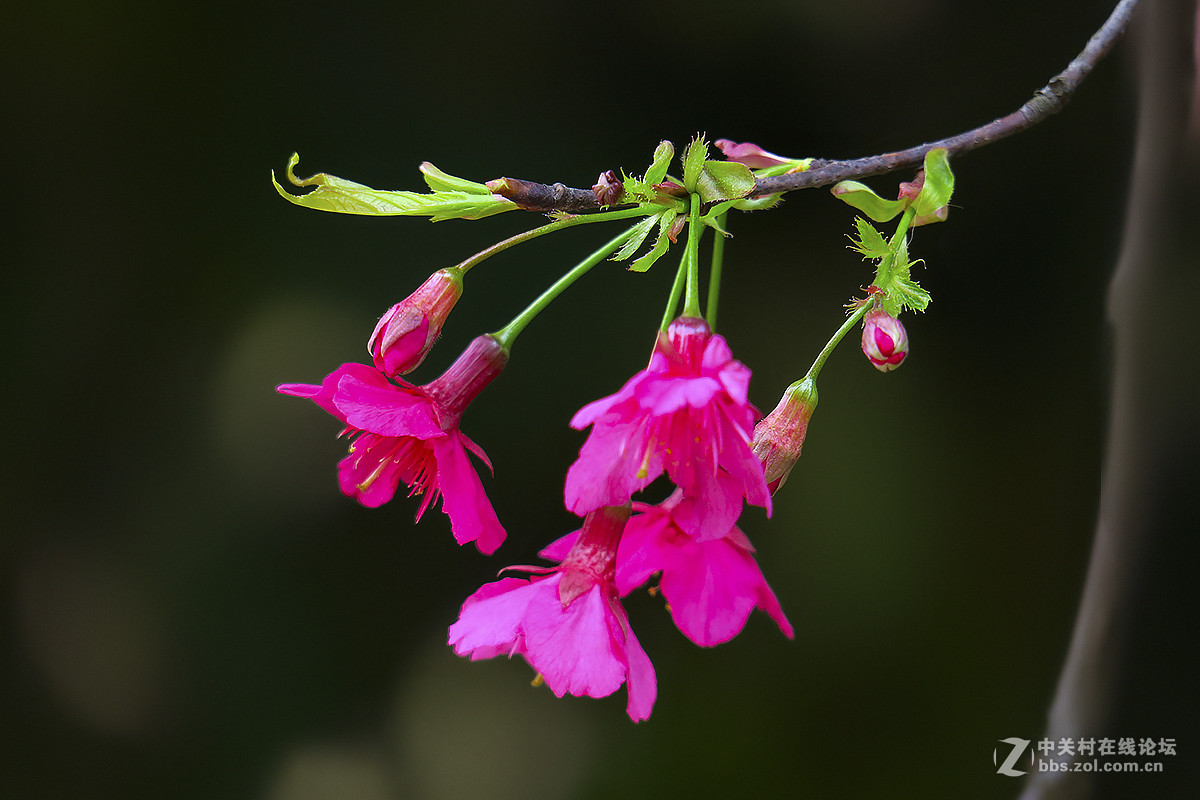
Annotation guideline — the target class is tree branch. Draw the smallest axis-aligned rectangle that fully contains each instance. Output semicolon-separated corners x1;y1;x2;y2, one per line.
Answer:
489;0;1141;213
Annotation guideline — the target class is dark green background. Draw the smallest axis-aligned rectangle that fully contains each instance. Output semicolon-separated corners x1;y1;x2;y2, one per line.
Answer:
3;1;1195;798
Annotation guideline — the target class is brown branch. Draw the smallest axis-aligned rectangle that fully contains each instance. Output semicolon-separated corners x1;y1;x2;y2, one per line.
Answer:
488;0;1141;213
754;0;1141;196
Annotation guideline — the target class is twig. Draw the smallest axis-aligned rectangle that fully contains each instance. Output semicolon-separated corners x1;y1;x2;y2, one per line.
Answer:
753;0;1141;196
488;0;1141;213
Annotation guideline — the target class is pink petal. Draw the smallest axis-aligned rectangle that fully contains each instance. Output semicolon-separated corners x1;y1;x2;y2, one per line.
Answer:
335;433;427;508
636;374;722;415
333;372;442;439
670;470;744;542
614;509;673;595
659;533;793;646
610;598;657;722
433;432;506;554
538;530;579;563
277;362;379;422
564;419;660;515
447;577;542;657
522;584;626;701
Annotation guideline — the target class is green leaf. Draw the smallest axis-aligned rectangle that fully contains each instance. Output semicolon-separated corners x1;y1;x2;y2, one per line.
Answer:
884;275;932;315
419;162;492;194
731;193;783;212
273;154;516;221
682;135;709;193
645;140;675;186
695;161;756;204
877;236;931;314
912;147;954;218
831;181;907;222
849;217;890;259
611;214;660;261
629;210;678;273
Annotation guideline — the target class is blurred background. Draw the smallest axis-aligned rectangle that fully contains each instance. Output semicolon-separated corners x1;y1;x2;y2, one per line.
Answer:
3;0;1196;798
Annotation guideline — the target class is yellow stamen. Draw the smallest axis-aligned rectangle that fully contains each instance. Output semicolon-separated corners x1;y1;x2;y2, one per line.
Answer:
530;673;545;688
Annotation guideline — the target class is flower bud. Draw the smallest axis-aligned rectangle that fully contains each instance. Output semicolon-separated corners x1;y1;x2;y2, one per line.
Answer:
751;378;817;493
861;309;909;372
368;268;464;375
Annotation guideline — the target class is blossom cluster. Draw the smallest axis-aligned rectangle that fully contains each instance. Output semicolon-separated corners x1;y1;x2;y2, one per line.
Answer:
278;275;812;721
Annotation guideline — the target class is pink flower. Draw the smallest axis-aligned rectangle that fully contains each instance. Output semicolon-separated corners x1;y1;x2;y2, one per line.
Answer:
543;495;792;648
448;505;656;722
861;309;909;372
368;268;463;376
564;316;770;540
277;335;507;554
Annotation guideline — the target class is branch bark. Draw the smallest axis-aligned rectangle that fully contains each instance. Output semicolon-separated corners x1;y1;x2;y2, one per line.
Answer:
489;0;1141;213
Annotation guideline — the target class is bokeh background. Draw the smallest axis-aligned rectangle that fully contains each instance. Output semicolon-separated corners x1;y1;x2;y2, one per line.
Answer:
3;1;1196;798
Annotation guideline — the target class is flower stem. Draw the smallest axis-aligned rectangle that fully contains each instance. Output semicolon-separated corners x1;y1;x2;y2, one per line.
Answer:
804;302;872;382
456;205;654;274
660;257;687;332
706;212;727;329
491;223;644;350
679;193;704;319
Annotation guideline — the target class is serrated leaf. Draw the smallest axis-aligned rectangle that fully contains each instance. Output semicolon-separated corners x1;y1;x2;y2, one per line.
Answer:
629;210;677;273
645;141;675;186
912;147;954;218
273;154;516;221
611;214;660;261
884;275;932;315
682;136;709;192
696;161;756;204
419;162;491;194
731;193;783;212
850;217;890;258
831;181;908;222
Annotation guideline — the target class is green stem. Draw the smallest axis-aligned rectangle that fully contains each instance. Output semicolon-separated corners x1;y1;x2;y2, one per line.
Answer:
660;257;687;332
491;223;644;350
705;212;727;329
873;206;916;288
804;302;872;382
455;205;654;274
681;192;703;318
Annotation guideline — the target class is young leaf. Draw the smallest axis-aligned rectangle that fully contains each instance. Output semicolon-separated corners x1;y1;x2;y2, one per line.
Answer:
884;275;932;315
419;162;492;194
611;213;660;261
831;181;907;222
629;210;678;273
645;141;675;187
850;217;890;259
912;147;954;218
273;154;517;221
696;161;756;204
682;136;709;192
731;193;783;212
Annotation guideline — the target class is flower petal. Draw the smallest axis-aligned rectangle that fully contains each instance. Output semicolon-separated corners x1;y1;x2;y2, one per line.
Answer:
433;432;506;554
523;584;626;701
333;372;442;439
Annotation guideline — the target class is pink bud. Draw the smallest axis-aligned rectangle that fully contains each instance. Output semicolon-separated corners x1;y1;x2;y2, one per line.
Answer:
861;309;909;372
714;139;793;169
368;268;463;375
751;378;817;493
